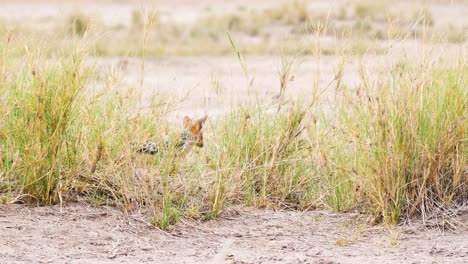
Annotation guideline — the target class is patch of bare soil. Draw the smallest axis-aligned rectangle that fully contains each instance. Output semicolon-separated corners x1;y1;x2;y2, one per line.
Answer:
1;204;467;263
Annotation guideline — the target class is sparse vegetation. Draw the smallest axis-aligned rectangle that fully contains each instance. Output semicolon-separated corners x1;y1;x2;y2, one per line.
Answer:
67;13;91;37
1;0;454;58
0;1;466;231
328;60;467;224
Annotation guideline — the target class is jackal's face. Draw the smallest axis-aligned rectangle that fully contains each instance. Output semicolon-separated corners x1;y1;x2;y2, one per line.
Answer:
183;114;208;148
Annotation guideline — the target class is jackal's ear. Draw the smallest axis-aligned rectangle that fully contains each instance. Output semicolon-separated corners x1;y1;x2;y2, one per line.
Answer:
196;114;208;127
183;116;192;128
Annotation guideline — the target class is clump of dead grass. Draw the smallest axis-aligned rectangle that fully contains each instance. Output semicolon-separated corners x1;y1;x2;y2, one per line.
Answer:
67;13;91;37
0;3;466;230
328;57;467;224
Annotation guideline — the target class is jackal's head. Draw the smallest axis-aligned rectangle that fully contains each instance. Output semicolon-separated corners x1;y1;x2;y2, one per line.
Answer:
183;114;208;148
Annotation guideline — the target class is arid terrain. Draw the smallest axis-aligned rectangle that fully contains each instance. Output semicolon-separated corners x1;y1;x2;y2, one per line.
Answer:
1;204;467;263
0;0;467;263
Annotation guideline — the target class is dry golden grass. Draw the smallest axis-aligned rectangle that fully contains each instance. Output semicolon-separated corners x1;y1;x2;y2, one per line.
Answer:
0;1;466;229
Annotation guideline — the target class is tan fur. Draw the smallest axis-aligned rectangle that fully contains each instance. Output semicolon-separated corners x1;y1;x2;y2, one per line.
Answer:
138;114;208;156
183;116;192;128
186;114;208;149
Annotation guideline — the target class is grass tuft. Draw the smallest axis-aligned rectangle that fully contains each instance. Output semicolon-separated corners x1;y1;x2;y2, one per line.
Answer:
331;59;467;224
67;13;91;37
0;3;466;229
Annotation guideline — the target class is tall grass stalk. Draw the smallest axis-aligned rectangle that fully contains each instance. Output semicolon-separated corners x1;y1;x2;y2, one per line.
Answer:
332;58;467;224
1;50;88;203
0;22;466;229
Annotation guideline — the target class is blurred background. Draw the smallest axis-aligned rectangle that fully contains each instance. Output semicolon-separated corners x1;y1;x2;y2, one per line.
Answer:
0;0;466;117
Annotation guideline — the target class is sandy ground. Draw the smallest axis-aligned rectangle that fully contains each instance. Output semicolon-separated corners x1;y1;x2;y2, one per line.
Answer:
96;45;464;121
1;1;467;263
99;55;367;119
1;0;465;119
1;204;467;264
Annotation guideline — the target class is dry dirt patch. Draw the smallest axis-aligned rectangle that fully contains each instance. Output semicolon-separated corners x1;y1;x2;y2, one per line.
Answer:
1;204;467;263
